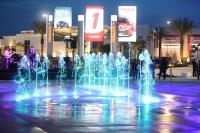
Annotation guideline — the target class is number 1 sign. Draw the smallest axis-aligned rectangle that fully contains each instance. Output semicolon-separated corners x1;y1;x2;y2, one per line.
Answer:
85;6;104;42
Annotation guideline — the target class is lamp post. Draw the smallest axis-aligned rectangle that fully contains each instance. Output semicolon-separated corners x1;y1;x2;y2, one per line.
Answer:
152;29;156;58
165;20;173;81
43;14;48;57
43;14;53;57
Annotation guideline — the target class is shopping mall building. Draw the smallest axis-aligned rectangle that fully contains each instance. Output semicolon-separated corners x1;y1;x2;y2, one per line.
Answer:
0;25;150;58
0;25;199;61
154;29;200;62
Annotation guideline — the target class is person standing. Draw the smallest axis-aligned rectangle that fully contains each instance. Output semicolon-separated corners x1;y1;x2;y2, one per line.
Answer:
159;57;169;80
3;47;13;69
27;46;36;67
0;49;3;69
194;44;200;79
192;57;197;77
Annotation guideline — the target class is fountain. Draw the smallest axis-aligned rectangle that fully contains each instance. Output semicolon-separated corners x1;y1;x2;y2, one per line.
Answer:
74;52;130;97
16;54;51;100
15;50;158;104
33;54;49;97
43;55;50;96
73;54;82;98
137;49;157;103
15;55;31;101
57;55;67;96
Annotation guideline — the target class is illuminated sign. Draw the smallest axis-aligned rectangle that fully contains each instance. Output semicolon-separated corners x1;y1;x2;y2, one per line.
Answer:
162;44;180;48
54;7;72;28
162;37;179;43
118;6;136;42
48;21;53;43
163;39;177;43
46;15;53;56
193;40;200;43
112;24;117;43
192;37;200;43
54;7;72;41
111;15;117;44
110;15;118;53
85;6;104;42
78;15;84;57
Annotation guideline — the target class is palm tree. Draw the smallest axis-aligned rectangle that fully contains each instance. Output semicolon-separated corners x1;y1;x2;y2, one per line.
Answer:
170;18;194;59
132;37;146;59
32;21;46;57
152;27;167;58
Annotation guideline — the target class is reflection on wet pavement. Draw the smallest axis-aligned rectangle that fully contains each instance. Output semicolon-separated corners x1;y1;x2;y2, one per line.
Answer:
1;81;200;132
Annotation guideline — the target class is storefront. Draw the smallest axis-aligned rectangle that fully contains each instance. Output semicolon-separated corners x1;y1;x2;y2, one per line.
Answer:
190;35;200;58
161;35;180;61
154;29;200;62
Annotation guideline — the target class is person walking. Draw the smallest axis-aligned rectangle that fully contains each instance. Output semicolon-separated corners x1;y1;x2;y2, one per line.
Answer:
194;44;200;79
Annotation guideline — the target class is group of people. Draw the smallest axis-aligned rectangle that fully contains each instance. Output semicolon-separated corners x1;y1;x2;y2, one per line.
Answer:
0;47;16;69
0;46;36;69
1;45;200;80
192;44;200;79
131;56;168;80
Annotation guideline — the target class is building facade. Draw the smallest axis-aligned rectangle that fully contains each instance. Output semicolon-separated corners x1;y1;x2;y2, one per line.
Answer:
153;29;200;62
0;25;152;58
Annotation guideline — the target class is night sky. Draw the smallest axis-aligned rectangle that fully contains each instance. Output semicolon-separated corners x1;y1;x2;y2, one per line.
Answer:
0;0;200;35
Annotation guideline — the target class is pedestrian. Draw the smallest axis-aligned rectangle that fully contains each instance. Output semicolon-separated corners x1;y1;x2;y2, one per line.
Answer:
0;49;3;69
158;57;169;80
3;47;15;69
192;58;197;77
194;44;200;79
150;57;156;79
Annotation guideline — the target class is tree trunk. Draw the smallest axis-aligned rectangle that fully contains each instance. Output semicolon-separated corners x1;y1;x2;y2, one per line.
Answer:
135;49;137;59
180;35;184;61
41;34;44;57
158;39;162;58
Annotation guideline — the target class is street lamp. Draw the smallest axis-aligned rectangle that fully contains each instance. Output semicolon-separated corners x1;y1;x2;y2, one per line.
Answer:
152;28;157;59
166;20;171;25
42;14;47;18
165;20;173;81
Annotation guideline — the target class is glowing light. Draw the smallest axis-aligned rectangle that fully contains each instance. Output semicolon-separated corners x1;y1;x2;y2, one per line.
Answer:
73;91;79;99
34;91;39;97
166;20;171;25
58;89;64;95
42;14;48;17
74;52;129;97
45;90;50;96
137;50;158;104
57;56;67;96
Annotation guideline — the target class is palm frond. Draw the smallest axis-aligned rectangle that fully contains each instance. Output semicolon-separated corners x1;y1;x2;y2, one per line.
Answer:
32;21;46;35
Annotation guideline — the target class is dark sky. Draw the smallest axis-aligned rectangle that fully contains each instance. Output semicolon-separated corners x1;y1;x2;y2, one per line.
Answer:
0;0;200;35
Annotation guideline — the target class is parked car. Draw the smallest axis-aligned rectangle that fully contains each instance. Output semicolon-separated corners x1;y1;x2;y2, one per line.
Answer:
118;17;134;37
56;21;69;28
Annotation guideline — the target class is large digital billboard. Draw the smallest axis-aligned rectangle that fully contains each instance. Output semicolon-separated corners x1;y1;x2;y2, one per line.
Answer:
118;6;136;42
54;7;72;41
85;6;104;42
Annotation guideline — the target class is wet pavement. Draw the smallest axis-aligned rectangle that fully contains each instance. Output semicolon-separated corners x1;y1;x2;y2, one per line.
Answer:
0;80;200;133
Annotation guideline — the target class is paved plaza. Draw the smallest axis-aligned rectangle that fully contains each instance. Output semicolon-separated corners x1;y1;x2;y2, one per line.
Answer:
0;80;200;133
